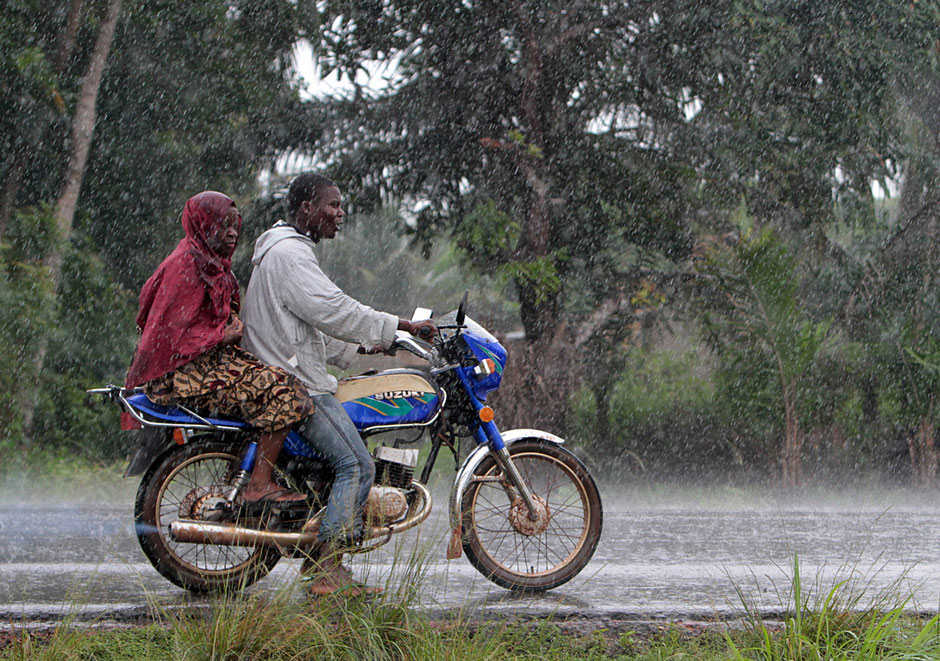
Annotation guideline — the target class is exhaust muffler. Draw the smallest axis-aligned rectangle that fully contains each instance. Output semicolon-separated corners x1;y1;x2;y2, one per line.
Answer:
168;481;432;550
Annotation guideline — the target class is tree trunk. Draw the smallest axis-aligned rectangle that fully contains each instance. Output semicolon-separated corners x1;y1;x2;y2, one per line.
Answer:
489;5;597;440
46;0;121;281
909;417;937;487
494;324;578;437
781;378;802;487
0;0;85;241
54;0;86;73
499;165;572;435
0;149;28;240
20;0;121;439
593;378;612;451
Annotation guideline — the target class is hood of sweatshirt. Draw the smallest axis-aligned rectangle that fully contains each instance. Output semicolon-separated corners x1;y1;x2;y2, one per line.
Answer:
251;221;316;265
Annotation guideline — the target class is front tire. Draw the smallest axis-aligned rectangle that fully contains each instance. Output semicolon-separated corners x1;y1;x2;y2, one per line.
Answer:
135;438;281;592
461;440;602;591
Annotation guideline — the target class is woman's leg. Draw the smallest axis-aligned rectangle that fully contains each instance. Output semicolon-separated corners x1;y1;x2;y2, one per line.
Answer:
297;394;375;544
240;427;306;502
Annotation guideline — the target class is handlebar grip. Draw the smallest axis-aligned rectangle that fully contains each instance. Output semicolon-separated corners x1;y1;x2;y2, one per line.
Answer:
412;322;437;340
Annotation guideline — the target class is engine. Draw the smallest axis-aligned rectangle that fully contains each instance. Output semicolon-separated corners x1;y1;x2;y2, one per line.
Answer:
373;446;418;489
364;446;419;524
363;485;409;524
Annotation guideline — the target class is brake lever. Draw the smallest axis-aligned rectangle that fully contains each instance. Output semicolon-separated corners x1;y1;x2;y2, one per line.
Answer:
392;334;433;360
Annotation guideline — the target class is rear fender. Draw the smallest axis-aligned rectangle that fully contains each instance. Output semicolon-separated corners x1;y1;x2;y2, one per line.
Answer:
123;426;174;477
448;428;564;529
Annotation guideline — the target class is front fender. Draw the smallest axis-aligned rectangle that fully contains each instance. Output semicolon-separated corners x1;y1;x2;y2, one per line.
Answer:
448;428;564;529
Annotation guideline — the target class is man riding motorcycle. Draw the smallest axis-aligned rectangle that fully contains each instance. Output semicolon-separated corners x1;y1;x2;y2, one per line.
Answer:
242;172;436;595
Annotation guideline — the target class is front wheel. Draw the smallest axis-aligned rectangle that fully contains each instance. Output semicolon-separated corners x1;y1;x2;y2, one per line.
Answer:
135;438;282;592
460;440;602;592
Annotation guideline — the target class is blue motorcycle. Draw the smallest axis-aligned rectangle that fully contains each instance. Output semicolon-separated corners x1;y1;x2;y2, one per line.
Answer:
90;293;602;593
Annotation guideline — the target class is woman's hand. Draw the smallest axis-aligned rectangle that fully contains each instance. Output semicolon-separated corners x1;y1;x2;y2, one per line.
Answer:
222;316;244;345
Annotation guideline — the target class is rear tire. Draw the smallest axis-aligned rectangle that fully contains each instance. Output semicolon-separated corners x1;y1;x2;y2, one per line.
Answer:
461;440;602;592
135;438;281;593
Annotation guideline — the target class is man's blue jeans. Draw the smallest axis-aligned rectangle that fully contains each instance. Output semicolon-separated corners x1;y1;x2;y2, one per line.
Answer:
297;394;375;544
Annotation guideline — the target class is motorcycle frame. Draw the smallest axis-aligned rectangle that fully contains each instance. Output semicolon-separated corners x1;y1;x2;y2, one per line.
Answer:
405;362;564;528
93;345;562;526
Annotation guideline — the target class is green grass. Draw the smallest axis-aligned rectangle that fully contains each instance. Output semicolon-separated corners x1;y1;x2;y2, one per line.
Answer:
5;588;940;661
0;615;731;660
724;554;940;660
7;550;940;661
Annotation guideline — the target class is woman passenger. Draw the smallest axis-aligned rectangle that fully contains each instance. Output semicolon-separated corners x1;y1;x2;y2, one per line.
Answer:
124;191;314;504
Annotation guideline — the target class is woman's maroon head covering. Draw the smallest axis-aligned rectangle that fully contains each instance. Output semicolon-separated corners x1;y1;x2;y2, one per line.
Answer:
125;192;242;390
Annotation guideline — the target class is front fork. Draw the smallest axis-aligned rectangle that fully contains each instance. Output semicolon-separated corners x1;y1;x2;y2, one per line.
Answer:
456;369;541;521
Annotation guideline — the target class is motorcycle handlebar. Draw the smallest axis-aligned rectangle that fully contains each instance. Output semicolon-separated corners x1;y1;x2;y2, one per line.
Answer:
391;333;434;361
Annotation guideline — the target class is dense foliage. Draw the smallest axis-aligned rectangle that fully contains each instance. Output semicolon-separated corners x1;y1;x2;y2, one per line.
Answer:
1;0;938;485
299;0;939;484
0;0;309;451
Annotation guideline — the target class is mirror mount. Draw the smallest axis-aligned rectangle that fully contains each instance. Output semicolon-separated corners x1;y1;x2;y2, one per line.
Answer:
455;290;469;326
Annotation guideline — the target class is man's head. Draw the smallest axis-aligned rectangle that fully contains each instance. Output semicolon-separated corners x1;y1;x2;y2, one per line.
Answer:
287;173;344;241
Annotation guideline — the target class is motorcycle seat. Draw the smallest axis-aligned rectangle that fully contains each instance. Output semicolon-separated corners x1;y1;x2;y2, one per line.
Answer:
125;392;250;429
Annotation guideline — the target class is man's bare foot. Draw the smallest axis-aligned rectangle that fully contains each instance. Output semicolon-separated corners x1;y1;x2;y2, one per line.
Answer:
301;549;382;597
239;485;306;503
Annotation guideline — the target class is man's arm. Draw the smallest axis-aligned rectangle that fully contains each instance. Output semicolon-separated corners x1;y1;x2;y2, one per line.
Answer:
276;244;399;349
323;334;358;369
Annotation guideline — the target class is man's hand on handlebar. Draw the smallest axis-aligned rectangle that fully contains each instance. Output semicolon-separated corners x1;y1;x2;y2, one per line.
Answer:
398;319;438;341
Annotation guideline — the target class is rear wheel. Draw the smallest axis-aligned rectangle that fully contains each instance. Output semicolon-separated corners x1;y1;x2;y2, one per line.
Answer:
461;440;602;591
135;438;281;592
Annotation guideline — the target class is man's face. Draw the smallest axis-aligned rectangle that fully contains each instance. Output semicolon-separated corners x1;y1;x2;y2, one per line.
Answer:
299;185;344;240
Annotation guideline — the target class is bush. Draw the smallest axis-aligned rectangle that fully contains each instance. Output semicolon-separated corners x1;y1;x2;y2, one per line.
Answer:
573;344;738;478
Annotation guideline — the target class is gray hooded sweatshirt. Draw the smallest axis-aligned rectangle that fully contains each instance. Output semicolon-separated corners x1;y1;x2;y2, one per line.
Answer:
242;221;398;395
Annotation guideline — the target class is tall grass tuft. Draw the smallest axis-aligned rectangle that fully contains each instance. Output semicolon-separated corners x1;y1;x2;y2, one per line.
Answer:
2;622;86;661
155;567;414;661
159;584;568;661
154;528;543;661
727;553;940;660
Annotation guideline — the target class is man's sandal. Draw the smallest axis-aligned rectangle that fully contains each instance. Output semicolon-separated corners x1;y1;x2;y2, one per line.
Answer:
303;577;383;597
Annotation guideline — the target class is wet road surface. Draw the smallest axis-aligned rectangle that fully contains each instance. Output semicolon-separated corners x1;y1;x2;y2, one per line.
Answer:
3;489;940;624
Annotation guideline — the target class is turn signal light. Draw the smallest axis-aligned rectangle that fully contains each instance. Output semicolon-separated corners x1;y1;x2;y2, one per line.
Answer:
474;358;496;377
479;406;495;423
173;428;185;445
